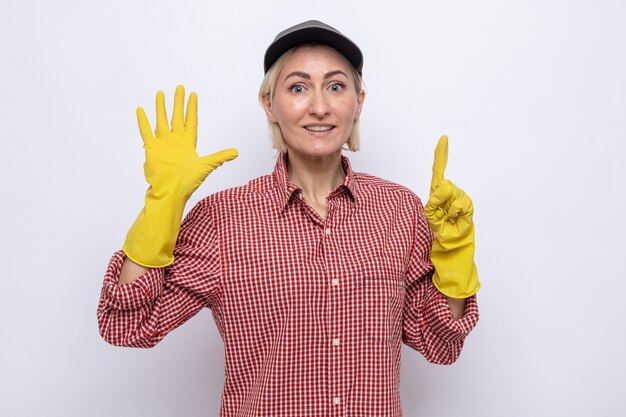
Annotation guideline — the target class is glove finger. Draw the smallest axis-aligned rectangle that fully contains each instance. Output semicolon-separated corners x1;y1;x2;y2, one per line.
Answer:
427;179;454;208
447;198;464;221
457;189;474;217
450;184;473;215
185;92;198;147
155;90;169;136
201;148;239;170
171;85;185;133
423;202;439;226
429;135;448;194
136;107;154;145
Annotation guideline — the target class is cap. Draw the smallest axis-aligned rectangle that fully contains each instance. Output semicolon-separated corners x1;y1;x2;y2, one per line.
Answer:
263;20;363;75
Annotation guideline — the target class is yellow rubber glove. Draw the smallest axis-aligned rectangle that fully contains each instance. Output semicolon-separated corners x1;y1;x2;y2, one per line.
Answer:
424;135;480;298
123;85;238;268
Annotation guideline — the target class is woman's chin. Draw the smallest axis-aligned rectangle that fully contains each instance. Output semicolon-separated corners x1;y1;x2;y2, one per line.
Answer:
288;144;345;161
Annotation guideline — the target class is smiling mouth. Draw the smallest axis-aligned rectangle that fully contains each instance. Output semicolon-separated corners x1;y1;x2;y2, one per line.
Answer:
304;125;335;132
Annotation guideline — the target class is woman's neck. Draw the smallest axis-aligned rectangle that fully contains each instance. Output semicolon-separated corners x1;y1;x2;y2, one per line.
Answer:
286;151;346;217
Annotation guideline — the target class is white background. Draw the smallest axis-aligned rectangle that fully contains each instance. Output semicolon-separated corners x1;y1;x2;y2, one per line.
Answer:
2;1;625;416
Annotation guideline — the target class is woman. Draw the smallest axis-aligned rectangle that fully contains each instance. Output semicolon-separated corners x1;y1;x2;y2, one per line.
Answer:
98;20;480;417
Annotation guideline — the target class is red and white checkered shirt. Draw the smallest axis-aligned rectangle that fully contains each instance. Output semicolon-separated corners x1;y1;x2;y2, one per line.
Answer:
98;153;479;417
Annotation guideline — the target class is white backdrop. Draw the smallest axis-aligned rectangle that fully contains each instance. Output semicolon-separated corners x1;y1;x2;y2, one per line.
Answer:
2;1;625;416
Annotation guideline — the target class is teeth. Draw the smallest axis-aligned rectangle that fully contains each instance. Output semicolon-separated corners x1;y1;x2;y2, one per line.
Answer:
305;125;333;131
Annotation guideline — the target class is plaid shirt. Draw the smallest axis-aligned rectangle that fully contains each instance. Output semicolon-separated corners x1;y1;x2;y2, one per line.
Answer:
98;153;479;417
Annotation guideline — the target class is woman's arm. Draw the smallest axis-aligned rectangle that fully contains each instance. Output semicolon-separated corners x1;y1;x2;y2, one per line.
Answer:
447;297;467;321
119;257;152;285
401;191;478;364
402;274;479;365
97;201;221;348
98;86;236;347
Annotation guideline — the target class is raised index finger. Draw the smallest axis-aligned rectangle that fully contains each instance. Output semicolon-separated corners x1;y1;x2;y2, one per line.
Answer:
430;135;449;194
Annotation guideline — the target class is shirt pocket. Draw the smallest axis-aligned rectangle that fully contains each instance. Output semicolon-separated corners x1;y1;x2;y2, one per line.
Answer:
362;270;406;343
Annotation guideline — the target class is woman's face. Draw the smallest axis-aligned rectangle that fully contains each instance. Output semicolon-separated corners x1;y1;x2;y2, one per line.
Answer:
263;45;365;162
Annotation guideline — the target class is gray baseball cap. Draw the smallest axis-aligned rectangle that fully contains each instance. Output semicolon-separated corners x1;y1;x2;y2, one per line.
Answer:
264;20;363;75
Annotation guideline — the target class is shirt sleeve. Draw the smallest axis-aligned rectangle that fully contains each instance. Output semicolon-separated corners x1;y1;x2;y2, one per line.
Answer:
401;195;479;364
97;200;222;348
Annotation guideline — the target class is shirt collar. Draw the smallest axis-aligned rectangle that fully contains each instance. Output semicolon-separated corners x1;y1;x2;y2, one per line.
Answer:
273;153;358;212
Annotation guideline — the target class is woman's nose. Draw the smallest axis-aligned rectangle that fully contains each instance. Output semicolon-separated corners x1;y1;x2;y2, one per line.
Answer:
308;90;330;117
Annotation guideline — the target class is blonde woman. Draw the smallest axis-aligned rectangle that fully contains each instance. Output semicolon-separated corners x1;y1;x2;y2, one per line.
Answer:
98;20;480;417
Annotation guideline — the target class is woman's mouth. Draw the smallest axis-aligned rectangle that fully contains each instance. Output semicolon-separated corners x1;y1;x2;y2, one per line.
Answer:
304;125;335;132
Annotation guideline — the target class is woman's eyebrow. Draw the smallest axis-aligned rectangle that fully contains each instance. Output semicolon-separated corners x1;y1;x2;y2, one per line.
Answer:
285;71;310;80
324;70;348;79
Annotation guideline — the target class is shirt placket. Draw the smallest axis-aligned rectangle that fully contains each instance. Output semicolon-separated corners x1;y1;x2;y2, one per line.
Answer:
321;196;348;417
293;190;340;415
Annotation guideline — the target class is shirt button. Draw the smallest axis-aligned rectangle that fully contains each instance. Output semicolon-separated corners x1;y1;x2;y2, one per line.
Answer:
298;192;304;199
324;228;331;235
332;338;340;346
331;278;339;286
333;397;341;405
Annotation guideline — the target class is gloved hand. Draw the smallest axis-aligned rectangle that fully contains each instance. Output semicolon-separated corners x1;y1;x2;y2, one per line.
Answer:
424;135;480;298
123;85;238;268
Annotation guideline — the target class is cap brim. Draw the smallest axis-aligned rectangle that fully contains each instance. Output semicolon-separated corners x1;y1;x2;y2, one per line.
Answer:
264;26;363;74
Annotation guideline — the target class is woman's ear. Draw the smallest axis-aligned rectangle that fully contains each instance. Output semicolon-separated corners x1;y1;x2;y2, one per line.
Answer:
354;88;366;121
261;93;278;123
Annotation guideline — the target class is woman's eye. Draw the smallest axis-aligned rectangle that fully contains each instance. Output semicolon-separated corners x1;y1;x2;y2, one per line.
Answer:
330;83;344;92
290;85;304;93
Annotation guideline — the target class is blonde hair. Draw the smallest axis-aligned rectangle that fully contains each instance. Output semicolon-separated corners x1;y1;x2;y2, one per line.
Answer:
258;45;363;153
